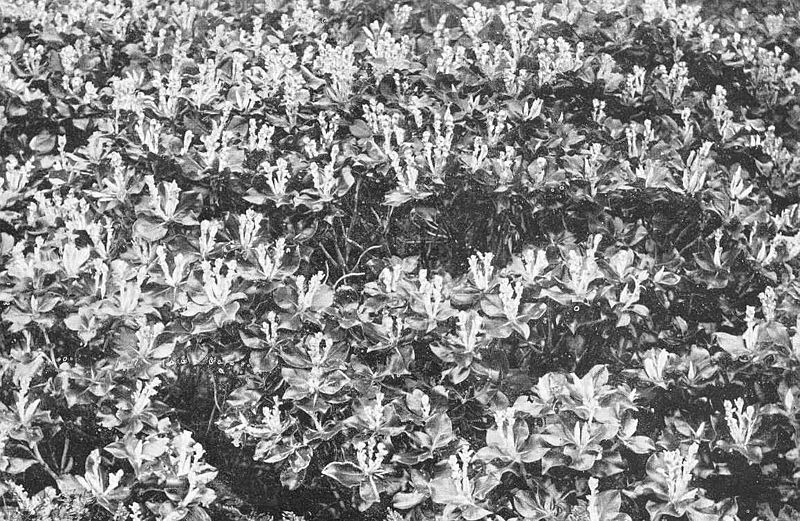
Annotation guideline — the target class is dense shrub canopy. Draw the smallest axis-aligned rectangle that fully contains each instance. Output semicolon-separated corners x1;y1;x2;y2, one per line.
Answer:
1;0;800;520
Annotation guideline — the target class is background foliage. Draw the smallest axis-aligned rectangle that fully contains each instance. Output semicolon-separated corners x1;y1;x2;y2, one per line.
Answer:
1;0;800;520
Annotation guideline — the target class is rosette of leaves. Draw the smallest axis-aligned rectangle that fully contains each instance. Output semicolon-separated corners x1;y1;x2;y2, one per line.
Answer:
292;145;355;212
360;311;415;377
237;311;282;374
393;409;456;467
450;252;499;307
473;404;548;471
518;365;651;475
406;269;457;333
0;481;91;521
278;332;350;416
181;259;247;333
343;391;405;440
273;271;334;330
513;480;571;521
715;397;767;465
540;236;606;307
430;310;495;384
568;477;632;521
633;443;737;521
322;437;405;512
689;230;741;290
238;236;301;289
479;277;546;340
75;449;130;513
0;352;64;478
428;444;501;521
110;319;177;380
132;176;199;243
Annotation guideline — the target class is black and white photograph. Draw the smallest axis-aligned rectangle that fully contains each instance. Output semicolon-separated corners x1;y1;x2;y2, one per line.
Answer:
0;0;799;519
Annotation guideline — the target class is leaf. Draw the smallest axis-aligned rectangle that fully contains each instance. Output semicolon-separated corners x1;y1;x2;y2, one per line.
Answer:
29;132;56;154
242;188;269;205
393;491;427;510
425;412;454;451
462;505;494;520
714;332;748;358
429;476;462;504
55;473;85;495
514;490;549;520
359;479;382;509
2;457;37;474
133;218;168;242
624;435;656;454
311;284;334;310
38;30;64;44
384;190;414;207
349;119;373;138
653;267;681;285
319;370;350;394
186;506;212;521
322;462;365;487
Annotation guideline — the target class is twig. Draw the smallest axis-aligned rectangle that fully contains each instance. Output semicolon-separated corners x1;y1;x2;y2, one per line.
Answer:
677;234;705;257
520;462;537;491
206;376;221;436
353;244;382;271
333;272;365;289
30;443;59;481
344;177;362;262
319;243;339;268
60;437;70;474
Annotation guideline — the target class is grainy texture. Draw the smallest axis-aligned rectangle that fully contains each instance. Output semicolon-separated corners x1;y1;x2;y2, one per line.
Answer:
0;1;800;521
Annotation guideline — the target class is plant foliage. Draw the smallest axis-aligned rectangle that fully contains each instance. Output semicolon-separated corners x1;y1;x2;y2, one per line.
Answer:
1;0;800;519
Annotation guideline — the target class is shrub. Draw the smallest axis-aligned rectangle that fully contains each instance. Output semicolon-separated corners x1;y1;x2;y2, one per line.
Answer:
1;0;800;520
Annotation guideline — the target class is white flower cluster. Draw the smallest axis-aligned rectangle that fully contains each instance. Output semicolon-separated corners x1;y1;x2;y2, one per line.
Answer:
498;3;538;64
661;442;700;504
448;444;475;498
456;310;484;354
245;402;287;440
682;141;714;195
295;272;326;312
260;311;280;347
354;437;388;474
724;397;759;448
363;22;413;79
655;61;690;106
468;251;495;291
389;148;424;197
708;86;735;141
537;37;585;87
254;237;288;281
423;107;455;181
200;259;239;309
758;286;777;323
592;99;606;124
475;43;514;82
750;126;799;178
461;3;495;42
280;0;324;36
0;157;34;208
498;277;523;319
624;65;647;103
313;41;358;102
144;176;181;222
642;0;702;39
564;236;603;299
419;269;446;320
363;392;386;432
626;119;656;161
